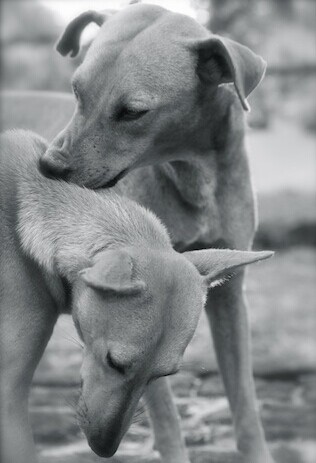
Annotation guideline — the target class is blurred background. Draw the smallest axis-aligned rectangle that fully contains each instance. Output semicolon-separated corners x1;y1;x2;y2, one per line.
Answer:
1;1;315;462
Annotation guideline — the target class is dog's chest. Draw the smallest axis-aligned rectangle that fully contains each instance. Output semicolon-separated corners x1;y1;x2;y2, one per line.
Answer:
162;199;221;252
116;163;222;251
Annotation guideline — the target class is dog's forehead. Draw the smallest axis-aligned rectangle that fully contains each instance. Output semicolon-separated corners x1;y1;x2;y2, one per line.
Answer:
105;4;206;39
84;5;207;82
107;3;167;34
158;253;204;315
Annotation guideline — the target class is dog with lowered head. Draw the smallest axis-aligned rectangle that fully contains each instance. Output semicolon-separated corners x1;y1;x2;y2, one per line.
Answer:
0;130;272;463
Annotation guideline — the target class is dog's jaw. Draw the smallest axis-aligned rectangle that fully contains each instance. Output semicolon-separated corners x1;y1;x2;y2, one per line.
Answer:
97;169;128;189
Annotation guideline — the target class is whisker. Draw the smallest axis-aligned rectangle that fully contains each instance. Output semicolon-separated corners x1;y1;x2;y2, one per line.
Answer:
59;318;92;341
131;399;149;424
59;326;84;349
59;391;79;412
78;325;93;337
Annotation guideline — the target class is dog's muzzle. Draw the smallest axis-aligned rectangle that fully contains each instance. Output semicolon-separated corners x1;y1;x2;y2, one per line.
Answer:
101;169;128;189
38;148;71;180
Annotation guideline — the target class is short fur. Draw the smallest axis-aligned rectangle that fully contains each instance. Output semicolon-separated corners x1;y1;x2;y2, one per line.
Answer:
2;3;273;462
0;130;272;463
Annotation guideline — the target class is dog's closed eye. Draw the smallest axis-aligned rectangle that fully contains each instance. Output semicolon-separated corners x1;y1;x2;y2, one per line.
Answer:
147;368;180;385
73;84;80;100
116;105;149;122
72;81;84;108
106;352;127;375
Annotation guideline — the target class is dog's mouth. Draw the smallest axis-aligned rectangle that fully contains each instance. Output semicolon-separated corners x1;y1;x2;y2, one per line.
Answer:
96;169;128;189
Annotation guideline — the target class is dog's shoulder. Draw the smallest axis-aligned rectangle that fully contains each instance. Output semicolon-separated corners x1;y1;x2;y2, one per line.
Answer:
1;129;48;193
1;129;48;161
0;129;49;231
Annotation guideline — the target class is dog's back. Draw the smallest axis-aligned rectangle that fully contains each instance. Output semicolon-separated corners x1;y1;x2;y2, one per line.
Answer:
1;130;171;278
1;130;47;237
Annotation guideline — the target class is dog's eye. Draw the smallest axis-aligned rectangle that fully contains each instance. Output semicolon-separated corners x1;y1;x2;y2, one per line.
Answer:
116;106;149;121
73;84;79;100
72;83;82;105
106;352;126;375
147;367;180;385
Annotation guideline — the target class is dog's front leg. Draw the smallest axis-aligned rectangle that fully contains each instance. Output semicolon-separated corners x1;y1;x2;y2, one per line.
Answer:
0;266;58;463
145;377;190;463
205;272;275;463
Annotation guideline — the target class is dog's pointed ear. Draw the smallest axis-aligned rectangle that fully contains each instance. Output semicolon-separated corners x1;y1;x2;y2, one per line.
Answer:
184;249;273;287
79;249;146;295
56;10;113;58
193;36;266;111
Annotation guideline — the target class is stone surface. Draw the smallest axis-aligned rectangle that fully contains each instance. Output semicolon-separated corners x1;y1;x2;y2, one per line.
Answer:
33;370;316;462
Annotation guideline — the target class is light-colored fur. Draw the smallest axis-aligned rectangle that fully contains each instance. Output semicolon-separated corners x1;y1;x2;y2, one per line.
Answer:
0;130;272;463
2;3;274;462
17;158;169;277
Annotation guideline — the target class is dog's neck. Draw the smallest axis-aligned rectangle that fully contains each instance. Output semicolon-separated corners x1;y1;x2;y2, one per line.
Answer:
159;92;246;209
17;149;170;282
158;158;218;209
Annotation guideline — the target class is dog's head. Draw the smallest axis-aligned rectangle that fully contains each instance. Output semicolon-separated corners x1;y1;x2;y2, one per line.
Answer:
71;246;272;457
39;3;266;188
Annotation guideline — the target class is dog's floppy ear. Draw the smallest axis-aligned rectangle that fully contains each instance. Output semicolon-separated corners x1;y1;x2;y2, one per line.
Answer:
184;249;273;288
79;249;146;295
57;10;113;58
193;36;266;111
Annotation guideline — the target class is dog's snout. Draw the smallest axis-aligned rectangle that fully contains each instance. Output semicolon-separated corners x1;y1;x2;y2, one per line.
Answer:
86;422;122;458
38;149;70;180
103;169;128;189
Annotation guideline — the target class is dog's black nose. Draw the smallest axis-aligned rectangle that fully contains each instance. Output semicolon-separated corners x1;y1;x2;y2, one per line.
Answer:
38;152;70;180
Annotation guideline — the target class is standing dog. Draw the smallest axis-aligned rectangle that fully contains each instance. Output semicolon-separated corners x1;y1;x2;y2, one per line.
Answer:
3;3;273;462
0;130;272;463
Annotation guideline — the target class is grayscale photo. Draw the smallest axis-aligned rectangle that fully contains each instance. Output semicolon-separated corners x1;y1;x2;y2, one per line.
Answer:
0;1;315;462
